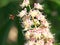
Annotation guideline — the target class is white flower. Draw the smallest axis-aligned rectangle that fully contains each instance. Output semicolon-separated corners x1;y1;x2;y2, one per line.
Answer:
36;14;45;21
45;42;53;45
24;41;35;45
41;28;54;38
17;8;27;18
28;41;35;45
25;31;30;40
36;14;49;27
36;39;44;45
29;10;42;17
23;19;33;30
22;15;30;21
20;0;30;8
34;3;43;10
34;19;40;25
32;28;42;39
34;33;41;40
41;20;50;27
25;41;35;45
47;32;54;38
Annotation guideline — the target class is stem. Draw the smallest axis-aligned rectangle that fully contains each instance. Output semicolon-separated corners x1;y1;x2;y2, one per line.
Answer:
29;5;31;10
32;17;37;28
28;5;37;28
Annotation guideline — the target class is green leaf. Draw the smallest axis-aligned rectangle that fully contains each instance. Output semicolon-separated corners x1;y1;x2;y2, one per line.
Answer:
0;0;9;7
54;43;60;45
0;0;20;8
50;0;60;5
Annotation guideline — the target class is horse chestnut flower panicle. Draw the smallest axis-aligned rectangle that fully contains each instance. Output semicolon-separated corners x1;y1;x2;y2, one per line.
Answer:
18;0;55;45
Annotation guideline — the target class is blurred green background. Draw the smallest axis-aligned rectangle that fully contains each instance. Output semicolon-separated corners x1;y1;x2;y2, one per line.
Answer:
0;0;60;45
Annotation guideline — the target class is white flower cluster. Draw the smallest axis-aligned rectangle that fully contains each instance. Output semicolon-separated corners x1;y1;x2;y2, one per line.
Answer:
25;28;54;45
18;0;54;45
